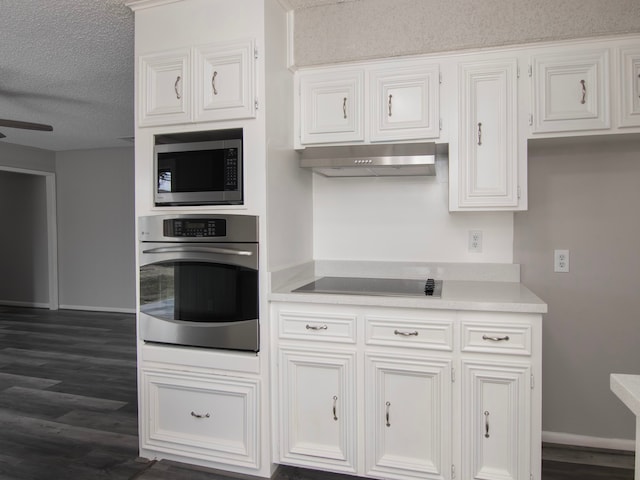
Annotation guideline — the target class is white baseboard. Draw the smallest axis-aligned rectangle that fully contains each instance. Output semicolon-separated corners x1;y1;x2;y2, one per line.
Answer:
543;430;635;452
0;300;50;309
58;304;136;314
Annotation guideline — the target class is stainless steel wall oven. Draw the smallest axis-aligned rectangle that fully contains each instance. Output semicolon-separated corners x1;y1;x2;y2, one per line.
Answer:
138;214;259;352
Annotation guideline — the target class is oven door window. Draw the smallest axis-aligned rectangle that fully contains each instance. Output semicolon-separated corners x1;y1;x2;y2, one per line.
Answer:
140;261;258;322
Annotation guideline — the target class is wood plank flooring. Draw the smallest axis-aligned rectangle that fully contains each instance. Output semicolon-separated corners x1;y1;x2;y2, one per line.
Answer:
0;305;634;480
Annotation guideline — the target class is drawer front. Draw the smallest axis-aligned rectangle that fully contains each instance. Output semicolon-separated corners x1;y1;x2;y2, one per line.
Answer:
142;370;259;468
365;315;454;351
279;311;357;344
461;323;531;355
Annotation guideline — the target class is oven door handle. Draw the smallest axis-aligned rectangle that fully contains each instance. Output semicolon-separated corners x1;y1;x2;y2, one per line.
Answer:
142;246;254;256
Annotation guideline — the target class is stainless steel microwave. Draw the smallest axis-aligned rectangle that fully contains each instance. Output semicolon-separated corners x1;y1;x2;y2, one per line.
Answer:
154;138;243;206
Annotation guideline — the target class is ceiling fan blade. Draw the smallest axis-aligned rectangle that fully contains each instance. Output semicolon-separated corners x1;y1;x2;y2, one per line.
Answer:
0;119;53;131
0;131;5;139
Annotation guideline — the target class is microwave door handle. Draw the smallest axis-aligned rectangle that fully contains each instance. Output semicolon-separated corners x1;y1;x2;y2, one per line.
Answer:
142;246;253;256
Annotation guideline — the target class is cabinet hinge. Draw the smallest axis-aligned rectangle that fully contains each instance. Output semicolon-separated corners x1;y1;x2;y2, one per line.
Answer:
517;185;522;199
439;72;443;84
531;374;535;389
528;64;532;77
451;464;456;479
254;47;258;60
517;65;520;79
255;99;259;110
439;118;443;131
529;114;533;126
451;367;455;383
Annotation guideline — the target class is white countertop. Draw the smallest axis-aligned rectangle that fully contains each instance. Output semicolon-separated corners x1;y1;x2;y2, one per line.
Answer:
611;374;640;416
270;279;547;314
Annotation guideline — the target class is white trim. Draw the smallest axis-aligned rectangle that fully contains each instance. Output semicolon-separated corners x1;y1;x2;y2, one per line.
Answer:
0;166;58;311
58;304;136;314
542;430;635;452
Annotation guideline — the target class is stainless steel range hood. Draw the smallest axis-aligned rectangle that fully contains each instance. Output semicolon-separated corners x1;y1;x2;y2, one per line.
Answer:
299;142;437;177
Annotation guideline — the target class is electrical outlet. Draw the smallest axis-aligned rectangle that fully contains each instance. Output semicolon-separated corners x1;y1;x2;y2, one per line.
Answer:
554;249;569;272
469;230;482;253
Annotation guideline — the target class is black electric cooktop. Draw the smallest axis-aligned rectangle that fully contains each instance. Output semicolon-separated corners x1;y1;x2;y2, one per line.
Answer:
293;277;443;298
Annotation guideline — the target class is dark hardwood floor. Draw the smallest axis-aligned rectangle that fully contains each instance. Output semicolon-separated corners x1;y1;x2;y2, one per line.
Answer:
0;305;634;479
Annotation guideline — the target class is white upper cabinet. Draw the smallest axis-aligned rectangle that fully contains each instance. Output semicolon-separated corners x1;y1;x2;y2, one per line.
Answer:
194;40;256;122
531;48;610;133
618;46;640;127
369;64;440;142
299;69;365;145
455;58;521;209
138;39;257;127
139;48;191;127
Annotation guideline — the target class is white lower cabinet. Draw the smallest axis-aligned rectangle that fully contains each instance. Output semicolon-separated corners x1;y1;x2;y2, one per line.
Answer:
366;354;451;480
461;361;531;480
279;347;357;473
141;369;259;469
273;302;541;480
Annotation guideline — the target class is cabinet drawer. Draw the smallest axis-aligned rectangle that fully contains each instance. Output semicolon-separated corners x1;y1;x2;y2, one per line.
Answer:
461;323;531;355
365;315;453;351
279;311;357;344
141;370;259;468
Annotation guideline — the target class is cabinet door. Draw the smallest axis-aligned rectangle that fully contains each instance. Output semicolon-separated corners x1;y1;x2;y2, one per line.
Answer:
140;369;258;468
279;348;357;473
139;49;191;126
299;70;364;144
194;40;256;122
366;354;451;480
462;361;531;480
532;49;610;133
370;65;440;142
619;46;640;127
456;59;519;209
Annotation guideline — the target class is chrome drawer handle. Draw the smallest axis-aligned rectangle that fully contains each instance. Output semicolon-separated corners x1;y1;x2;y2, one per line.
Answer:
394;329;418;337
385;401;391;427
580;79;586;104
306;324;328;331
482;334;510;342
190;411;210;419
343;97;347;119
174;75;182;100
388;94;393;117
212;71;218;95
484;411;490;438
332;395;338;421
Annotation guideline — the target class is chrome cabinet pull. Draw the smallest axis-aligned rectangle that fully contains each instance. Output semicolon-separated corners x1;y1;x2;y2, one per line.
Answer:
190;411;210;419
332;395;338;421
580;79;586;104
306;324;328;331
212;71;218;95
484;411;490;438
174;76;182;100
482;334;510;342
477;122;482;146
637;73;640;99
343;97;347;119
388;94;393;117
385;401;391;427
394;329;418;337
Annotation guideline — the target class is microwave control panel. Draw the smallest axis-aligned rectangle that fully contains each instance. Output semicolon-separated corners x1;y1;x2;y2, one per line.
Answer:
163;219;227;238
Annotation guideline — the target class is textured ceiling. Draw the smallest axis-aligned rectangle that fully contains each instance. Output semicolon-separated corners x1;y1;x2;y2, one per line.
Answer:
0;0;134;151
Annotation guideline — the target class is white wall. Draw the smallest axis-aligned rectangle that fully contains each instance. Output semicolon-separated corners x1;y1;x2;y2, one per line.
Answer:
313;174;514;263
514;136;640;444
0;142;55;172
293;0;640;66
0;171;50;307
56;147;135;312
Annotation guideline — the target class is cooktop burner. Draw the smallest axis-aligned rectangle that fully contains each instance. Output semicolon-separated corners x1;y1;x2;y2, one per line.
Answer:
293;277;443;298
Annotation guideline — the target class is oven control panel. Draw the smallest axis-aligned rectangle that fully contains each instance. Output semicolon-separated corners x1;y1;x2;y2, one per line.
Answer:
163;218;227;237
